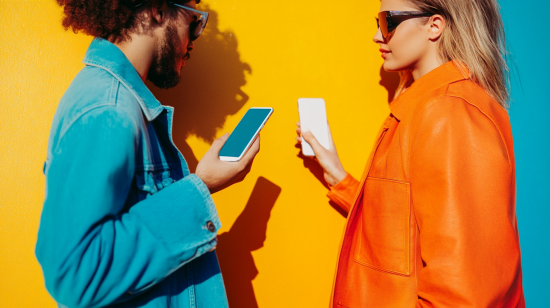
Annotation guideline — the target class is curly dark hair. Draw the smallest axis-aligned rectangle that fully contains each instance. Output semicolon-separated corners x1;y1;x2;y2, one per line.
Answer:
56;0;197;43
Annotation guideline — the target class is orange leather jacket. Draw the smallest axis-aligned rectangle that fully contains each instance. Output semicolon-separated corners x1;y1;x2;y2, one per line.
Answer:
327;61;525;307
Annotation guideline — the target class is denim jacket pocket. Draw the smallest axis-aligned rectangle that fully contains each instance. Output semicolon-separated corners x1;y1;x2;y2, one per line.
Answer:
354;176;411;276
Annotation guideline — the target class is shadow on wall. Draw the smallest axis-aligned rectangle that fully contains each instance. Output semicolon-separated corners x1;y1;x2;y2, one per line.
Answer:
147;5;251;172
379;65;400;103
294;147;348;217
148;8;278;305
216;177;281;308
294;65;401;218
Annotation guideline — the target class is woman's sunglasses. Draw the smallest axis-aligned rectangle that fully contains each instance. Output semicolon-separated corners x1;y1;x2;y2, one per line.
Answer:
134;0;209;41
376;11;434;40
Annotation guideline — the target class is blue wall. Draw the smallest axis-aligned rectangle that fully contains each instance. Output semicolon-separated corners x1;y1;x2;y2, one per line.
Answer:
501;1;550;306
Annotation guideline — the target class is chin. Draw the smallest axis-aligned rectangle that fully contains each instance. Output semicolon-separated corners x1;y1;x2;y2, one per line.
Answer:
383;57;416;73
383;60;403;72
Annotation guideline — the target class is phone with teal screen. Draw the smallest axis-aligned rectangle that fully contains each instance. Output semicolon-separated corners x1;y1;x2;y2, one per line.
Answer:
219;107;273;162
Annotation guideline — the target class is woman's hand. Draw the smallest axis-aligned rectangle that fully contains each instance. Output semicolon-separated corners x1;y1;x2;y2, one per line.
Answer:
196;134;260;194
296;122;347;186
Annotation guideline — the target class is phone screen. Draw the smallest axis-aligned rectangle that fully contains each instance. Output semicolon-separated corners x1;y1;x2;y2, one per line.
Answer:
298;98;329;156
219;108;272;159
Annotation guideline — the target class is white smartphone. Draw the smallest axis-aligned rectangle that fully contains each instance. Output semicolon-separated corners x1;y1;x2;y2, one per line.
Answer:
298;98;330;156
219;107;274;162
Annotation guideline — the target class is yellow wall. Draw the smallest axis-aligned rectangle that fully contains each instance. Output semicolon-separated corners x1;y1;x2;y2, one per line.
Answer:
0;0;394;306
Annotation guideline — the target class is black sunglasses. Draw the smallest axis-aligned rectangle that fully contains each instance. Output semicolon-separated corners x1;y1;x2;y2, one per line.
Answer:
376;11;434;40
134;0;209;41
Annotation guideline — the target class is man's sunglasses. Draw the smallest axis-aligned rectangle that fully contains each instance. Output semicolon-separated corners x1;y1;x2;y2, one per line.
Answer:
376;11;434;40
135;1;209;41
167;2;209;41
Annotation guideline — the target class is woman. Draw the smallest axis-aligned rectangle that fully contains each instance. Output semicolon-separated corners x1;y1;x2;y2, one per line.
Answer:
297;0;525;306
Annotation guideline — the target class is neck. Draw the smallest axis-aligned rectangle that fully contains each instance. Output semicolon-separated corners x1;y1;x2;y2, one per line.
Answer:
411;49;444;81
112;34;156;82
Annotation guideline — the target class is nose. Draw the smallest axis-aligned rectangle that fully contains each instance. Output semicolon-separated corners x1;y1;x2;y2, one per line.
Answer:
373;27;385;44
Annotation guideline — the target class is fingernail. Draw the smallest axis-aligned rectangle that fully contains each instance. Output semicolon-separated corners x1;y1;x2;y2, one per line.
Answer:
302;127;310;133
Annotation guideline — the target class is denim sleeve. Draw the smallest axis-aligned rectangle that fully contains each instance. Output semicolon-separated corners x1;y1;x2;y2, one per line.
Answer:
36;106;221;308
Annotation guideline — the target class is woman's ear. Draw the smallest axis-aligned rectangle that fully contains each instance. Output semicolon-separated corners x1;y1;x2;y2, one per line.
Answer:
428;15;445;41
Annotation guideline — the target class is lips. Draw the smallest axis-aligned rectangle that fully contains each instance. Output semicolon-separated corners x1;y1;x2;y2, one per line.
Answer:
379;48;391;59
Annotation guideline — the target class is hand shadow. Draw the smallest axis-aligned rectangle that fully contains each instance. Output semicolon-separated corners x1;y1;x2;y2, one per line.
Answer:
216;177;281;308
379;65;400;103
294;143;348;218
146;5;251;173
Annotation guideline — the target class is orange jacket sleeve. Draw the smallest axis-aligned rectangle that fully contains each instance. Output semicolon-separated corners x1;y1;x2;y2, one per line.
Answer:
327;173;360;213
410;96;523;307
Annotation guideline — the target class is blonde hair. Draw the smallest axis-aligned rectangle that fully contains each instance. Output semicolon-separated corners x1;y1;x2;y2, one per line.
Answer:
395;0;509;108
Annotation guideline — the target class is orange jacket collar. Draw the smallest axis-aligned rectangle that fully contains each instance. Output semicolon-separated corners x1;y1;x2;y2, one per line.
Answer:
389;61;468;121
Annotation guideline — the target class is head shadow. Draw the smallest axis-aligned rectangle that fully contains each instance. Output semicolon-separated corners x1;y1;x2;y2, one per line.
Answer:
379;65;401;103
147;5;251;172
216;177;281;308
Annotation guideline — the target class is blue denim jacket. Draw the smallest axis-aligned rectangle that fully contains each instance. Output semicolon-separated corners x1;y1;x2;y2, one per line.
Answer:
36;38;229;308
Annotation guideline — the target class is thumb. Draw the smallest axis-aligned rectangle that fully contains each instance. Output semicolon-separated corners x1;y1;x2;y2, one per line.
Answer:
210;133;229;154
302;128;326;156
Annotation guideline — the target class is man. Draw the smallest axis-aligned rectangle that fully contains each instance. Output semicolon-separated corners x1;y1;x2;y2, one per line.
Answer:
36;0;258;307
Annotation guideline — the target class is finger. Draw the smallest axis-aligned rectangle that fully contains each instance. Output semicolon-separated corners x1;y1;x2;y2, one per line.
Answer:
296;136;302;143
297;122;301;127
301;128;327;156
207;133;229;156
296;127;302;136
327;123;336;152
237;155;254;178
243;161;253;174
241;135;260;164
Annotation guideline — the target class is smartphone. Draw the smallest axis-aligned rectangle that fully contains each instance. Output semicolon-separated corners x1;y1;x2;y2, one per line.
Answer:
219;107;274;162
298;98;330;156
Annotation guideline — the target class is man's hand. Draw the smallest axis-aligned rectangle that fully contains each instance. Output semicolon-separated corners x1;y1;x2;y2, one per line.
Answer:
196;133;260;194
296;122;347;186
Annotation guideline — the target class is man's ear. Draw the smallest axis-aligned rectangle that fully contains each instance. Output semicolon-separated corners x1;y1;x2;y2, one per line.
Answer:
150;0;166;24
428;15;445;41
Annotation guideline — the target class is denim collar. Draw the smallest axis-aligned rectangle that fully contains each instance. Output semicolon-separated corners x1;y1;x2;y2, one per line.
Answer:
83;38;164;121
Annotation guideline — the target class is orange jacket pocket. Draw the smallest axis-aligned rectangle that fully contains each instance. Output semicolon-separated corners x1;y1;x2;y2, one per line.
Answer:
354;177;411;276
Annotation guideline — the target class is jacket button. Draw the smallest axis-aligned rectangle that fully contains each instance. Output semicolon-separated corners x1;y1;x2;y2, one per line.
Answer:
206;221;216;233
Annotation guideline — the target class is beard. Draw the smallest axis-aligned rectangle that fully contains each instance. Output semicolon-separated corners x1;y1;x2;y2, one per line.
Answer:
147;23;186;89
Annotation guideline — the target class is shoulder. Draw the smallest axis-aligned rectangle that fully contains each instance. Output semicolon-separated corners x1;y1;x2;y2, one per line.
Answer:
416;79;511;139
59;66;141;118
53;66;143;137
57;104;138;149
413;79;509;128
48;66;143;153
411;80;512;164
446;79;511;130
